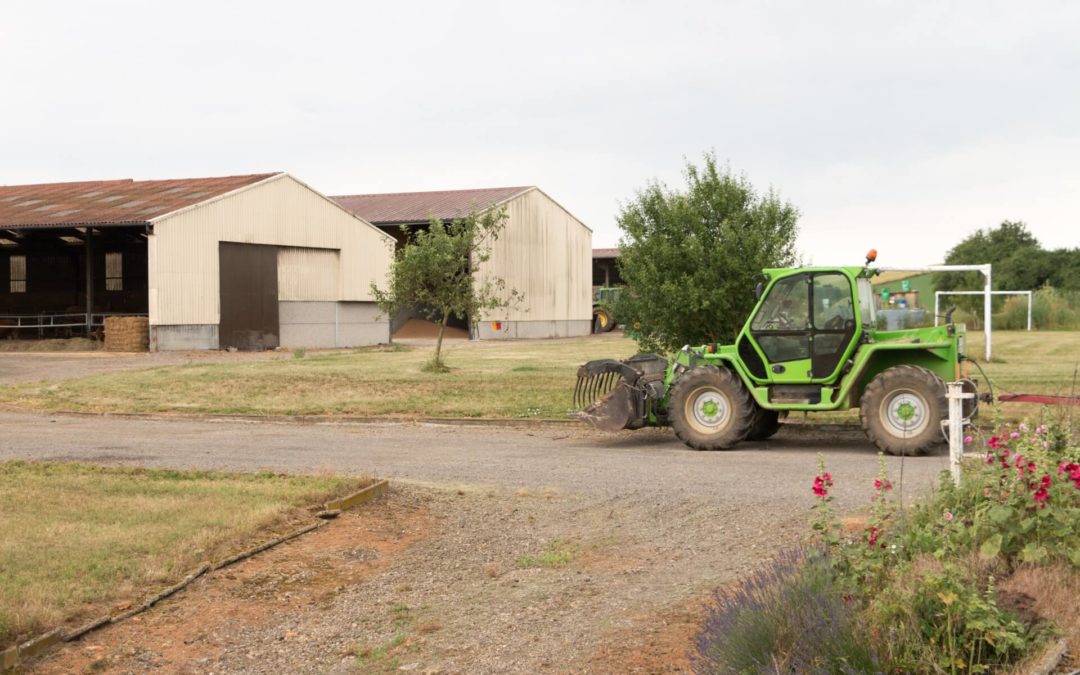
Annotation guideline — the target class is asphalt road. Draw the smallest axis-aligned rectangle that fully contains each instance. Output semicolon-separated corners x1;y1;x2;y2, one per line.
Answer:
0;410;950;509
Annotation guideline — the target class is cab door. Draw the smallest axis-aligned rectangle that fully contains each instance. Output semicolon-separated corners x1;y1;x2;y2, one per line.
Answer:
742;272;859;384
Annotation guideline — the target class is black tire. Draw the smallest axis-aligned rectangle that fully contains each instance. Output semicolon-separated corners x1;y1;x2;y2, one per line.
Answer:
860;365;947;456
669;366;754;450
746;407;783;441
593;306;615;333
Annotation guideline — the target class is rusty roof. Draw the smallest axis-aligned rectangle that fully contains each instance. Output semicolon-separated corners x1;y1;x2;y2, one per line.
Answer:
331;186;533;225
0;173;278;229
593;248;620;259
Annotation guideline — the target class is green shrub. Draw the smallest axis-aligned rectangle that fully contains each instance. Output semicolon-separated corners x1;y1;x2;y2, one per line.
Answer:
996;287;1080;330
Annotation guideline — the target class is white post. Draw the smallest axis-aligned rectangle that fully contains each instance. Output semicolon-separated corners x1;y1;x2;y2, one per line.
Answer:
1026;290;1033;331
934;292;940;327
983;265;992;362
946;382;969;487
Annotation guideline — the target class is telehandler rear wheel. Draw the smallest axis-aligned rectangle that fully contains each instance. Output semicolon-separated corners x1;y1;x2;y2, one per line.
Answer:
860;365;947;456
670;366;754;450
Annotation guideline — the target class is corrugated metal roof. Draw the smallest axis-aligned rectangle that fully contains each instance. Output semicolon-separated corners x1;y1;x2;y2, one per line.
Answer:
593;248;620;259
0;173;278;229
331;186;533;225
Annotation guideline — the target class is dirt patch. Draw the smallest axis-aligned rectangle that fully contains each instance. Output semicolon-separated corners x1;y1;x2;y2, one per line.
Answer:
588;601;705;674
32;498;430;674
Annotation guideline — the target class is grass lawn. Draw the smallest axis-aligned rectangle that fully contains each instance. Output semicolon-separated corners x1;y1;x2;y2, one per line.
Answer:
0;334;638;419
0;462;368;645
0;331;1075;423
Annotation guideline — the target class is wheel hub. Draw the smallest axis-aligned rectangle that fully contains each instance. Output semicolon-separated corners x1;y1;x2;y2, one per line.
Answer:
881;389;929;436
690;388;730;431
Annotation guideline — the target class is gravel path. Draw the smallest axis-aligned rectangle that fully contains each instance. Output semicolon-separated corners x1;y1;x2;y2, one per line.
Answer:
2;411;953;672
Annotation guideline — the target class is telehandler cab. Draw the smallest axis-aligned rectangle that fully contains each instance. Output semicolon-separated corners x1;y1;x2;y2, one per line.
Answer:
574;252;981;456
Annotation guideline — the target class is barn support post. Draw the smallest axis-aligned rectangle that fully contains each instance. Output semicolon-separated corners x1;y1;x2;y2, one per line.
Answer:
84;228;94;335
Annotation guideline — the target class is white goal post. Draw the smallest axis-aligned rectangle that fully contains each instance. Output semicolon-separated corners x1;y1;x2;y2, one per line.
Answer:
878;264;994;361
935;290;1033;332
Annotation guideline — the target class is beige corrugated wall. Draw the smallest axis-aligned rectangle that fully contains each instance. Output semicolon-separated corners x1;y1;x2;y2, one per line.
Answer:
474;188;592;323
277;247;339;301
148;175;392;325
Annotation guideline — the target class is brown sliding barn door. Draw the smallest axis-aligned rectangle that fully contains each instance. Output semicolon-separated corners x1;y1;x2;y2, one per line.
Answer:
218;242;279;351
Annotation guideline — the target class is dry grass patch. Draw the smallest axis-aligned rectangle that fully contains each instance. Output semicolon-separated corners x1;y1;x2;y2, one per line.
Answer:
0;461;369;646
0;334;637;419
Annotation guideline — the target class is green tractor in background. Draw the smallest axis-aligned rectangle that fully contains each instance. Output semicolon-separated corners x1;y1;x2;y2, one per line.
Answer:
592;287;622;333
574;253;982;456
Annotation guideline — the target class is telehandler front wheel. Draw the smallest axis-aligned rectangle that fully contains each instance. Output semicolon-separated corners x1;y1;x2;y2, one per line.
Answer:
669;366;754;450
860;365;947;456
746;408;784;441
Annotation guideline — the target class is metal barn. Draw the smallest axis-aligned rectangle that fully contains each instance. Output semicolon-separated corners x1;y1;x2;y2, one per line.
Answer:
0;173;394;350
332;186;592;339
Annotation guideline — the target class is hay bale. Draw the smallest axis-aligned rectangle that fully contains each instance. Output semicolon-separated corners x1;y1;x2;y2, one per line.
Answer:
104;316;149;352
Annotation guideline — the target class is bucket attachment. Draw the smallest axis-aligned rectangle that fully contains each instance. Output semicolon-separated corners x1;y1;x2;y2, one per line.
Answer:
573;354;668;432
579;381;637;432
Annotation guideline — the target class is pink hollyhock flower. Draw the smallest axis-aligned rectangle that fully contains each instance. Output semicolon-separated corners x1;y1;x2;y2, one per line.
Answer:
1019;423;1029;432
943;511;954;522
964;435;973;444
1010;431;1021;439
813;474;832;499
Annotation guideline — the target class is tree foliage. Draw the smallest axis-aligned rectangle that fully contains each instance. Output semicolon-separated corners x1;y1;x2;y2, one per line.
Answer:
371;206;522;370
935;221;1080;312
614;153;800;353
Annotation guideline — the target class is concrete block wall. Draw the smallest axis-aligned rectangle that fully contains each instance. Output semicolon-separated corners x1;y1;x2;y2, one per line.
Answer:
151;324;219;350
473;319;591;340
278;301;388;348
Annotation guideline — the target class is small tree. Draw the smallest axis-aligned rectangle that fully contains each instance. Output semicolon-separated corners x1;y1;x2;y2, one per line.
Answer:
371;206;522;371
615;153;800;353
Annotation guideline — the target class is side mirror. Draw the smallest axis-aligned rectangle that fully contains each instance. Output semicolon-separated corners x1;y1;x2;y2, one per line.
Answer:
753;281;764;300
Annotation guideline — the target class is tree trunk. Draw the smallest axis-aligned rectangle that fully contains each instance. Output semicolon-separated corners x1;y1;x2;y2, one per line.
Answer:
434;309;450;366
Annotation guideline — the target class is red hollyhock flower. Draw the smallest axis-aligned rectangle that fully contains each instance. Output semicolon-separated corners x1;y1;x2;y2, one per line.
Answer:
1032;485;1049;507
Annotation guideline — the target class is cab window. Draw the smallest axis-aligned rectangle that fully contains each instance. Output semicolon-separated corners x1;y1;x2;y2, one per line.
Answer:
813;274;854;330
750;274;808;331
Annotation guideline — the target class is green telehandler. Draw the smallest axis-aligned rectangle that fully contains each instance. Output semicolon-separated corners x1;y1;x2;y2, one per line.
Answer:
574;252;985;456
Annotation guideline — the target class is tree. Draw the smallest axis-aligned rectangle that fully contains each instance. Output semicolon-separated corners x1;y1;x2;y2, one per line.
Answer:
371;206;522;371
615;153;800;353
933;221;1080;315
934;221;1046;296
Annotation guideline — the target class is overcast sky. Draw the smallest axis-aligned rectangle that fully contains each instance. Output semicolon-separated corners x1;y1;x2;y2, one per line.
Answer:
2;1;1077;267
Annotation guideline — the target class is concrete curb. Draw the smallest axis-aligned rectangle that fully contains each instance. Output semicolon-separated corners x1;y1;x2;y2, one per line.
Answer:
2;479;390;671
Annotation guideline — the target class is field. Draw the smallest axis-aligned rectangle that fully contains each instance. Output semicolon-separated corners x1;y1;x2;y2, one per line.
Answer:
0;462;367;645
0;331;1076;423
